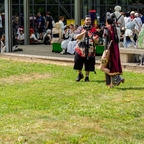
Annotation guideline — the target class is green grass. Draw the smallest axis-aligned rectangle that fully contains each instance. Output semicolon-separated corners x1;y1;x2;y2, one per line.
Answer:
0;58;144;144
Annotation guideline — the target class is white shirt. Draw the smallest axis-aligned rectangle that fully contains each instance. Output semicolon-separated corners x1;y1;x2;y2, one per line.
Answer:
124;17;131;28
113;11;125;28
0;41;4;49
125;29;133;37
30;34;37;40
18;33;24;40
59;20;65;34
133;17;142;31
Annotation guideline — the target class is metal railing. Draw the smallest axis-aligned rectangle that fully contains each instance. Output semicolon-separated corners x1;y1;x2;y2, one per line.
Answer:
0;5;4;13
55;0;71;18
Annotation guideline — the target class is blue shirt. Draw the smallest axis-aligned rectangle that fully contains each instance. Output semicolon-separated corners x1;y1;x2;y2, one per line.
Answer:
38;15;44;28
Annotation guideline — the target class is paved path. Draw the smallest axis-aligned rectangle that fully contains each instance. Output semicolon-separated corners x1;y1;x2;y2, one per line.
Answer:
1;44;101;62
1;44;144;71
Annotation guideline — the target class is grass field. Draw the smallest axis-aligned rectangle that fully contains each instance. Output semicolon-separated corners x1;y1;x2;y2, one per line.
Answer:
0;58;144;144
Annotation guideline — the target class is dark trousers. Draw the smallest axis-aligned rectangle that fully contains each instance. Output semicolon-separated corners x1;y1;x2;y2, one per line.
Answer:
0;28;3;38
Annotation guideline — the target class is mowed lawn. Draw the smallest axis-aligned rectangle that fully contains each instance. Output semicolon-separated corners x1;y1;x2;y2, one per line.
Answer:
0;58;143;144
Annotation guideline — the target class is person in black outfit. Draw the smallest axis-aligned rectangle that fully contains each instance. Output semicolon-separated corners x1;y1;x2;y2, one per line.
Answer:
43;29;51;45
45;12;53;31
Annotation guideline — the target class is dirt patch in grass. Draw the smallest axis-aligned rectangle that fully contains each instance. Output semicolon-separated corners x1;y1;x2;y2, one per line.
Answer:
1;55;144;73
0;55;74;66
0;73;51;84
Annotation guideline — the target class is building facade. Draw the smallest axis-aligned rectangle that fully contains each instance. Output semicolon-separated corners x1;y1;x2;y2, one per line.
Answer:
0;0;144;25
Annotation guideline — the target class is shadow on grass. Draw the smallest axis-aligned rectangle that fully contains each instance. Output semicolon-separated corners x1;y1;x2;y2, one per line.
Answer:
117;87;144;90
78;80;105;83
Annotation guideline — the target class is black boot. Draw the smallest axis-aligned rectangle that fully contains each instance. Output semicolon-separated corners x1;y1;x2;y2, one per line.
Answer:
112;75;125;86
117;75;125;86
84;76;90;82
112;75;120;86
76;73;84;82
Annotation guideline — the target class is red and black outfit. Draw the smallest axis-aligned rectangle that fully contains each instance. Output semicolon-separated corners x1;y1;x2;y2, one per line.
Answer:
74;27;97;72
103;25;122;75
102;22;124;86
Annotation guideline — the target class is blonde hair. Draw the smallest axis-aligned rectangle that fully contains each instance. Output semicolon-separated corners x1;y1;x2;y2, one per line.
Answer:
54;22;61;29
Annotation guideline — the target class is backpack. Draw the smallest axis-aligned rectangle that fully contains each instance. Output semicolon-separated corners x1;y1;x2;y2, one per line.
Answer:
111;13;122;43
111;13;122;26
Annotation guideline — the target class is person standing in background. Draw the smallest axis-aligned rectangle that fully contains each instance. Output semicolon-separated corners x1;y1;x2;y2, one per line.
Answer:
37;12;45;40
139;13;144;24
58;16;65;34
137;24;144;48
112;5;125;42
133;12;142;36
45;12;53;31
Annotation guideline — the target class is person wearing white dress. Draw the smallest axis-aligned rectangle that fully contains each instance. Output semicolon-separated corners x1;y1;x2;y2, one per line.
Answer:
67;40;77;55
60;24;75;54
67;25;79;55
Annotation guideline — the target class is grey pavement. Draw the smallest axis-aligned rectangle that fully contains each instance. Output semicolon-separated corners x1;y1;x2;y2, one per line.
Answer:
1;44;144;71
1;44;101;62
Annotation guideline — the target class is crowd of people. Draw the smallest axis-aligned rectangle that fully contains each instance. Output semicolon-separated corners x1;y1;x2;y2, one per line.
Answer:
102;7;144;64
1;6;144;87
70;5;144;87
